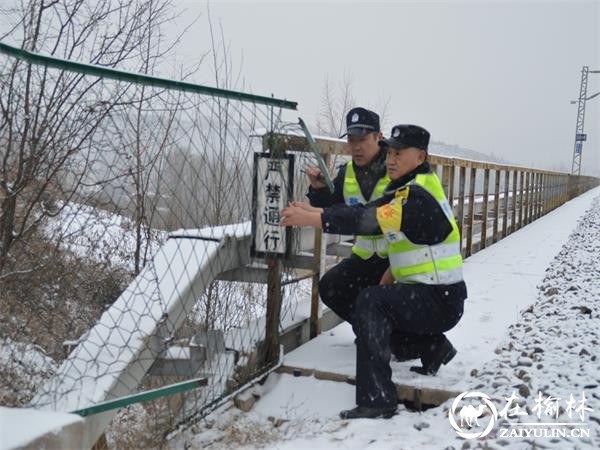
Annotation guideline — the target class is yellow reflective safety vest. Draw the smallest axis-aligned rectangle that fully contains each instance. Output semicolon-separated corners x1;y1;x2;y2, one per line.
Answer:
343;161;391;259
381;172;463;285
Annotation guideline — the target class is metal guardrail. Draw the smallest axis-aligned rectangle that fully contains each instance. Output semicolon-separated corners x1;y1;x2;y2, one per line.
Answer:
427;155;600;256
0;41;297;110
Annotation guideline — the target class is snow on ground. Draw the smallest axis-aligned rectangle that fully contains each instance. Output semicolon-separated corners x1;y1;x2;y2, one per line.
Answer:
0;338;57;405
270;186;600;396
169;187;600;449
0;406;83;450
44;201;167;269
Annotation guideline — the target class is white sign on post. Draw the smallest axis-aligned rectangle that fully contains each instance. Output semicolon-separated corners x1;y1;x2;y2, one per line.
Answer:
252;153;294;257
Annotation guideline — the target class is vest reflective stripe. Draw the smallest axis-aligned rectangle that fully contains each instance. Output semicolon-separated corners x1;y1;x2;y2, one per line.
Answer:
389;248;463;285
385;172;463;285
388;239;460;267
397;267;463;285
342;161;390;259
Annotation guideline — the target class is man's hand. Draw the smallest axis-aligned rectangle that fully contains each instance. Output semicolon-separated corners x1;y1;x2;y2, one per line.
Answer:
281;203;322;228
291;201;324;213
379;267;395;285
305;167;326;189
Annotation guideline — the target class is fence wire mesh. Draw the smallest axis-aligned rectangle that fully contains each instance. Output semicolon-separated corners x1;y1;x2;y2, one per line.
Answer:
0;15;327;445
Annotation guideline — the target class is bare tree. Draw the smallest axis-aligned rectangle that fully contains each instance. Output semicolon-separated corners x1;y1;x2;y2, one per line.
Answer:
0;0;181;276
316;72;392;137
314;72;391;175
316;72;356;137
138;9;270;337
159;10;255;229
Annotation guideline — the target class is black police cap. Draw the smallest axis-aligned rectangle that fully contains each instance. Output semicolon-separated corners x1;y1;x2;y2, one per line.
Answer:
379;124;430;152
339;107;380;138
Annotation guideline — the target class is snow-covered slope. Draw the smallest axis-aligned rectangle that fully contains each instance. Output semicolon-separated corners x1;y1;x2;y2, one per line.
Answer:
44;201;167;269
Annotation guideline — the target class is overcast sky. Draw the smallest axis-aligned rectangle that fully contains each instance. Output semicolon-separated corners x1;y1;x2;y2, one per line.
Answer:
169;0;599;175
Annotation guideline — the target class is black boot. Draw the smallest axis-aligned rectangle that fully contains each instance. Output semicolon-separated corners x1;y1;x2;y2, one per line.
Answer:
389;333;422;362
410;337;457;376
339;405;397;420
390;343;422;362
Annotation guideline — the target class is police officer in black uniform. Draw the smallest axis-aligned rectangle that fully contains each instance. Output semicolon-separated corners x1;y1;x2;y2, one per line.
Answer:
305;108;421;362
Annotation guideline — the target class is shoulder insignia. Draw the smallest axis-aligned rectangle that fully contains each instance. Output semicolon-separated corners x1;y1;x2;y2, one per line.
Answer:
395;186;410;204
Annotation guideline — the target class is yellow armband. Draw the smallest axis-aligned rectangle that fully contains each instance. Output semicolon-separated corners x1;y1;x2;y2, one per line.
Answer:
376;187;409;233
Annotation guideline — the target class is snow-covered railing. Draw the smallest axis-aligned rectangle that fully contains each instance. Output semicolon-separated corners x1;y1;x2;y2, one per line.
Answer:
264;131;600;350
268;131;600;257
426;155;599;256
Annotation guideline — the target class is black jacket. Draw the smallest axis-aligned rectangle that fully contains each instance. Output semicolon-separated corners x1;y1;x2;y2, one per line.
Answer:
320;162;453;245
306;149;387;207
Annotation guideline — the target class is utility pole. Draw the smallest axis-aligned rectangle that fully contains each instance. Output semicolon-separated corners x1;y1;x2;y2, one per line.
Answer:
571;66;600;175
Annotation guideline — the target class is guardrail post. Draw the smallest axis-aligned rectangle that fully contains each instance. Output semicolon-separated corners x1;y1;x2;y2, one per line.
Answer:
309;153;331;339
481;168;490;249
531;172;540;220
493;169;500;243
518;171;525;229
523;172;529;225
457;166;466;255
442;165;451;198
542;173;548;214
449;162;456;210
503;170;510;238
264;135;284;365
466;167;476;257
537;173;544;219
531;172;541;220
511;170;518;233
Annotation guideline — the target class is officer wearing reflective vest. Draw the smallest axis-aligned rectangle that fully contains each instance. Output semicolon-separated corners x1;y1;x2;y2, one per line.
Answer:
305;107;390;329
282;124;467;420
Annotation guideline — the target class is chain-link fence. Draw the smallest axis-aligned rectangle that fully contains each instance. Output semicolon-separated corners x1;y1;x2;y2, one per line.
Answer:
0;9;328;444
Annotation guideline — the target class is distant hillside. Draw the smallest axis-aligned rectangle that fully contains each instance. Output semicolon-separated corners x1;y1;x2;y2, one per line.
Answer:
428;141;508;165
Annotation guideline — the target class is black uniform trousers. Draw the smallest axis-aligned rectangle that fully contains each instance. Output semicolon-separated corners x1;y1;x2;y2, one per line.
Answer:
318;254;434;361
318;253;389;324
353;281;467;408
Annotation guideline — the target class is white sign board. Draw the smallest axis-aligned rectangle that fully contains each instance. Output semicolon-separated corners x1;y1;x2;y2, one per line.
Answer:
252;153;294;257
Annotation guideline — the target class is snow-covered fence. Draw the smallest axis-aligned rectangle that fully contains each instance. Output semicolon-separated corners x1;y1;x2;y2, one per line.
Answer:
264;131;600;349
273;131;599;257
427;156;599;257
